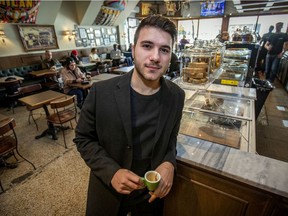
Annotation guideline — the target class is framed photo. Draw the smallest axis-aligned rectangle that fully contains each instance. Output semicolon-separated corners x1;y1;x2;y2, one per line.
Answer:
88;33;94;40
99;38;104;45
95;38;101;46
107;28;112;35
79;28;87;39
112;28;117;34
94;29;102;37
104;38;110;45
82;38;88;47
109;35;116;42
17;25;59;52
101;28;106;35
75;39;82;47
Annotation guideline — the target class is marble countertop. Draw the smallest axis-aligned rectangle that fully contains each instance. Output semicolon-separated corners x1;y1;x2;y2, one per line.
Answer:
207;83;257;100
176;134;288;198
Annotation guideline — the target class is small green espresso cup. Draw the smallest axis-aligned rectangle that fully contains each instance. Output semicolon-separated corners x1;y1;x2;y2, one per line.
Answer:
141;170;161;191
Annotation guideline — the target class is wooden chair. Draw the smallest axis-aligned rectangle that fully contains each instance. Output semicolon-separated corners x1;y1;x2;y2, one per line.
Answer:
46;95;77;148
0;118;36;192
18;84;43;130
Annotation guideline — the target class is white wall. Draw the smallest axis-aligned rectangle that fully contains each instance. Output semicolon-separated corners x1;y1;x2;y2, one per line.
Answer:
257;14;288;36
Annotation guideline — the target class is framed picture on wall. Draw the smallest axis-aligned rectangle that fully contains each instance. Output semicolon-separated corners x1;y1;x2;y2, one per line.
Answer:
99;38;104;45
104;38;110;45
82;38;88;47
75;39;83;47
17;25;59;52
79;28;87;39
109;35;116;42
88;33;94;40
94;29;102;37
95;38;101;46
101;28;106;35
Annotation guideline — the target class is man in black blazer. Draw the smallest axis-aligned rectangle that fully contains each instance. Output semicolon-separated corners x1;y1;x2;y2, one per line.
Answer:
74;15;185;216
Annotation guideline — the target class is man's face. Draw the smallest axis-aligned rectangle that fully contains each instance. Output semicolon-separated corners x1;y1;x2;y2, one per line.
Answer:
46;52;52;60
276;23;283;32
132;27;172;82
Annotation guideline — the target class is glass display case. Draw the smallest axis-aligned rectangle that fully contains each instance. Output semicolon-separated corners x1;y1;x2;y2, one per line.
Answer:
179;90;254;151
178;48;216;90
214;49;251;87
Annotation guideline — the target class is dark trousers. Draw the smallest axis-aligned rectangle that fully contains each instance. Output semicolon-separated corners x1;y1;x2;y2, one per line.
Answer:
67;89;83;105
117;198;164;216
265;54;281;83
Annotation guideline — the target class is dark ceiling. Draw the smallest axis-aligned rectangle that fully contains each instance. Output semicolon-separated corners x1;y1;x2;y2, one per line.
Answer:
232;0;288;15
137;1;288;17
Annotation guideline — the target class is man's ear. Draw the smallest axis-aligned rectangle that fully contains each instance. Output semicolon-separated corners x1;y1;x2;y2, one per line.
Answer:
132;44;135;59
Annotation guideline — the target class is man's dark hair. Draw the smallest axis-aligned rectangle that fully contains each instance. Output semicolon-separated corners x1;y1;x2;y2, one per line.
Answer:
134;15;177;46
91;48;96;52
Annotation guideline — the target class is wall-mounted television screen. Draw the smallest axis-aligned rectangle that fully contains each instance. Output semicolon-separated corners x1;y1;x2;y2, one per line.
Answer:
200;0;225;17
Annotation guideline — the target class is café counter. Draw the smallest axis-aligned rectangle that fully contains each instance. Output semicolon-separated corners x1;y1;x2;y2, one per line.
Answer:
163;134;288;215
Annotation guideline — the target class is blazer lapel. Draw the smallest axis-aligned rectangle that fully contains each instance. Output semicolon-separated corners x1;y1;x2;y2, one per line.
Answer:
114;73;133;146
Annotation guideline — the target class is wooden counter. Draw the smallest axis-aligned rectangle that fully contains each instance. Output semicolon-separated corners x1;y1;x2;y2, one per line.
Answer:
163;135;288;215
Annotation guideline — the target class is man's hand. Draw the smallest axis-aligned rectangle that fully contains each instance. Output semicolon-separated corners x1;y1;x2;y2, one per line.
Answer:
111;169;145;194
148;162;175;203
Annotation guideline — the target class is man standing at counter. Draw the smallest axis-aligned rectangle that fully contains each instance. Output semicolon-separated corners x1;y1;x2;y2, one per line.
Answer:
264;22;288;83
74;15;185;216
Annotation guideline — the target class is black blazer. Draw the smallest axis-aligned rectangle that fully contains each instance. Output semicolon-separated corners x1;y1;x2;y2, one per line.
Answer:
74;72;185;216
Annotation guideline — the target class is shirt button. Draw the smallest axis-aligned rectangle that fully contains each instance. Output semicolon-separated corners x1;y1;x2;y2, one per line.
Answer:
126;145;131;149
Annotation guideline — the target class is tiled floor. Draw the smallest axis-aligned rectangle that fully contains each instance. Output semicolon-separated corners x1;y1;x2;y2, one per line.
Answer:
0;105;88;215
256;78;288;162
0;78;287;215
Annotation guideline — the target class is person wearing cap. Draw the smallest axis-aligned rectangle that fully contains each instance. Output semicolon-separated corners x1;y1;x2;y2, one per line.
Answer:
60;57;85;108
70;50;82;64
264;22;288;82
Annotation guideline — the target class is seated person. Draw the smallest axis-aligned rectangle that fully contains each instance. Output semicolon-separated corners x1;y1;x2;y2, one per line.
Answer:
70;49;86;73
42;50;60;70
110;44;125;67
89;48;106;74
42;50;60;84
127;43;132;52
70;50;82;64
60;57;85;109
89;48;100;62
166;52;180;78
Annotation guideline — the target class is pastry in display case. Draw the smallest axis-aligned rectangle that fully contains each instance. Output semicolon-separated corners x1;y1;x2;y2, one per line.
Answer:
178;48;215;90
179;90;253;151
215;49;251;87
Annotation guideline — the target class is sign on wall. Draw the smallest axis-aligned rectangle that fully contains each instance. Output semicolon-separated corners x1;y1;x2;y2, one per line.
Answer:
0;0;41;23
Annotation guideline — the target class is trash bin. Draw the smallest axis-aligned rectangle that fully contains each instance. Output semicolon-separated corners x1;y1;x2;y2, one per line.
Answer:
252;78;274;119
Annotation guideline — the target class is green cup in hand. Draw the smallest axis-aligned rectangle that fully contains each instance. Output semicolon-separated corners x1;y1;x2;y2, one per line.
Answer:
141;171;161;191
